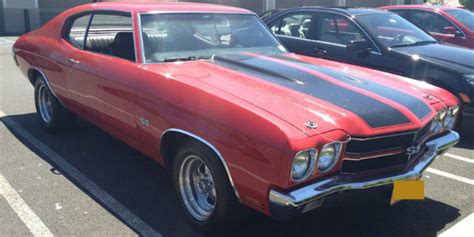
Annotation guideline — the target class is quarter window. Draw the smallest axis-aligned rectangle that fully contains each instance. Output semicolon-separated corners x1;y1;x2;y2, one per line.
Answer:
272;13;313;39
65;14;91;49
85;13;135;61
317;14;365;46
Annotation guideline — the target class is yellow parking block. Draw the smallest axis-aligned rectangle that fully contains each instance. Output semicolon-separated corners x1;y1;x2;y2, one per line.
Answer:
391;180;424;205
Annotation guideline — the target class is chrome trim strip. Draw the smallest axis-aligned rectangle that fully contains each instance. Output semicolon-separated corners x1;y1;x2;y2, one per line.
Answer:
161;128;241;201
137;13;146;64
350;130;416;141
131;12;139;63
269;131;459;208
344;150;404;161
31;67;65;106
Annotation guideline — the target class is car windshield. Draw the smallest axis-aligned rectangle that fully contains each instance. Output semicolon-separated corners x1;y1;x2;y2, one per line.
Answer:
356;13;437;48
140;13;287;63
446;9;474;31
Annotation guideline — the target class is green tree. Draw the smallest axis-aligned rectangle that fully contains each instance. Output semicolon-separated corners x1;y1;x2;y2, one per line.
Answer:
460;0;474;11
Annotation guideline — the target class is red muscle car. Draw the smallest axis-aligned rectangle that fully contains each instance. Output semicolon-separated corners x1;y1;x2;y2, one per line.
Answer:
381;5;474;49
13;2;461;231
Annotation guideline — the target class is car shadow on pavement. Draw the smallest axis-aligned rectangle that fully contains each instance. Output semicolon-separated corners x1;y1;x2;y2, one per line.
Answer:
3;113;462;237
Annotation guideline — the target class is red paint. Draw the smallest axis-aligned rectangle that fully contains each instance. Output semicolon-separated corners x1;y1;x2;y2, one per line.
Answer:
13;2;458;216
381;5;474;49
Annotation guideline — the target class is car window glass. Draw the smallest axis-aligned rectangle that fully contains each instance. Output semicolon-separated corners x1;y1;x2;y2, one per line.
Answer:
66;14;91;49
411;11;454;34
391;9;410;19
446;9;474;30
85;13;135;61
317;14;365;45
357;13;436;48
140;13;287;63
272;13;313;39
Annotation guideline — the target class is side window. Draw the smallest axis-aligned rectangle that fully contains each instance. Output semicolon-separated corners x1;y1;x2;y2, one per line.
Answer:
271;13;313;39
391;9;410;19
317;14;365;46
85;13;135;61
65;14;91;49
411;11;455;34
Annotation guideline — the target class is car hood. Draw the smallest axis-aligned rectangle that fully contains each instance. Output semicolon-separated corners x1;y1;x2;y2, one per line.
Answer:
144;53;447;138
393;43;474;73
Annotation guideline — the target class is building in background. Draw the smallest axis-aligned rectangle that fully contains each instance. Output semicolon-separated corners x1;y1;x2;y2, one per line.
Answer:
1;0;424;35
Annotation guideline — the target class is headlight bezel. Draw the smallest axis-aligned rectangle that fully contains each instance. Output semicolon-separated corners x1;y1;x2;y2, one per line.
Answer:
317;142;342;173
431;106;460;133
291;149;317;182
443;105;460;129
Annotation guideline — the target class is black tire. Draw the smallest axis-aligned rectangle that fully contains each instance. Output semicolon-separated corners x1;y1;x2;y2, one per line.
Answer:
172;141;248;233
34;77;74;133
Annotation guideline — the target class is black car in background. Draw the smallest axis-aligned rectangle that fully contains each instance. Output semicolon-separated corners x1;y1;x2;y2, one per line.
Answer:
264;7;474;123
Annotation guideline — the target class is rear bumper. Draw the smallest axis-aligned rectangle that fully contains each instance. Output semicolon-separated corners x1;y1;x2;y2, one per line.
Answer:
269;131;460;221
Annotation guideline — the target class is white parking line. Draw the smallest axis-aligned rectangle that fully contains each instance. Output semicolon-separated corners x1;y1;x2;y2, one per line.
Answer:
0;174;53;237
0;111;162;237
444;153;474;164
426;168;474;185
439;213;474;237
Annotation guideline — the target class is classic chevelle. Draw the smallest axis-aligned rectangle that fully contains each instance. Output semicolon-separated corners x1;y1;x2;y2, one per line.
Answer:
13;2;460;230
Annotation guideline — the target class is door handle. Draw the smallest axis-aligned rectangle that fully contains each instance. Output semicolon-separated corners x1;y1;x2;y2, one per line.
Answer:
68;58;80;64
314;47;327;56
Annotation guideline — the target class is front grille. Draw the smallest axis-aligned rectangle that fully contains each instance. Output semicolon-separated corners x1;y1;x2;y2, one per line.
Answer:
341;153;409;173
414;122;431;142
345;133;415;154
342;122;432;174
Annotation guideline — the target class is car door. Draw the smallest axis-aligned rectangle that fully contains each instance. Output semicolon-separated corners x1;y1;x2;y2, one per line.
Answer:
309;12;383;69
269;12;318;56
62;12;104;122
409;10;466;47
79;12;139;142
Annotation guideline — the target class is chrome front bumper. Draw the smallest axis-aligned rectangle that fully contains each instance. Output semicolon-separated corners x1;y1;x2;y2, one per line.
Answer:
269;131;460;220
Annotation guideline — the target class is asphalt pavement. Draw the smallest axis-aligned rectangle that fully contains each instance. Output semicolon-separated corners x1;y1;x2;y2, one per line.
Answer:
1;37;473;237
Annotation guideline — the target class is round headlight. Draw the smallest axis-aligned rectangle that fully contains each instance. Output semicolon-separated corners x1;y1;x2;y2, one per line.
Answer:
430;112;442;134
318;142;341;172
439;109;447;122
291;150;316;181
444;106;459;129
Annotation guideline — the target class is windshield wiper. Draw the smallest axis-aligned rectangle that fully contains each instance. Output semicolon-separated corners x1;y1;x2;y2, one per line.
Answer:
391;40;438;48
162;55;213;63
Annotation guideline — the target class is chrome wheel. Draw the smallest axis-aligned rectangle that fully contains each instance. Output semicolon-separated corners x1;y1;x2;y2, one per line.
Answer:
38;84;53;123
179;155;217;221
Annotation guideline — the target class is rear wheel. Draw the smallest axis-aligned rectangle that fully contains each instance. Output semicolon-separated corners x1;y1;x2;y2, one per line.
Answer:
34;77;74;133
172;141;247;232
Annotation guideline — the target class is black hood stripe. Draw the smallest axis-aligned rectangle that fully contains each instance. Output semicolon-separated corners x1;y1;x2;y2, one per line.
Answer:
211;54;411;128
272;55;432;120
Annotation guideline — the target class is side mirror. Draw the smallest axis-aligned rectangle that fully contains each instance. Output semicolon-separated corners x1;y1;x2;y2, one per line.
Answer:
443;26;463;38
347;40;370;52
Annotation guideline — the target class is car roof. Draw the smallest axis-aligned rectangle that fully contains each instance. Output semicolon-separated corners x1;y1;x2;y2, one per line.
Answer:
282;6;389;16
70;2;251;14
380;4;462;12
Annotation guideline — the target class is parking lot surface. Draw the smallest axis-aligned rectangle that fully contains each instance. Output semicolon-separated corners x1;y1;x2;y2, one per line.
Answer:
1;37;473;237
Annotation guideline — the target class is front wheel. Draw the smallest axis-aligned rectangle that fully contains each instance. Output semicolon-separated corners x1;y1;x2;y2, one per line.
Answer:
172;142;247;232
34;78;74;133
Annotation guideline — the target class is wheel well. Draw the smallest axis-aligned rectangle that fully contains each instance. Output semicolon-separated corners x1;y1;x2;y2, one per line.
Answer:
160;129;241;200
27;68;41;85
160;131;195;167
